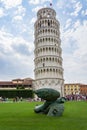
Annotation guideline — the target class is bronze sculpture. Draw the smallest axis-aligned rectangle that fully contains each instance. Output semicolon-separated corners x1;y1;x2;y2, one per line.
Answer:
34;88;65;116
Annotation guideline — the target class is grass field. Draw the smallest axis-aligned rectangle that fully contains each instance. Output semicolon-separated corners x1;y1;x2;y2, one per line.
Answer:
0;101;87;130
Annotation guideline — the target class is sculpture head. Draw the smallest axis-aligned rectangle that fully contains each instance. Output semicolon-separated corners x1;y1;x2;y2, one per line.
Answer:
34;88;60;101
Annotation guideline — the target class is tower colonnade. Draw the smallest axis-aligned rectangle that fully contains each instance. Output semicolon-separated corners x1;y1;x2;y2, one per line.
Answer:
34;7;64;96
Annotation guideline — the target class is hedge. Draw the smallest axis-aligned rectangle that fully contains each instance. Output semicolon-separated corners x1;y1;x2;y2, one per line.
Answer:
0;89;34;98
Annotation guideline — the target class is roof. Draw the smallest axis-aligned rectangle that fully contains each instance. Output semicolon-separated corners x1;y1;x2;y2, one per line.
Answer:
64;83;87;86
0;77;34;86
24;78;34;81
0;81;13;85
12;79;24;81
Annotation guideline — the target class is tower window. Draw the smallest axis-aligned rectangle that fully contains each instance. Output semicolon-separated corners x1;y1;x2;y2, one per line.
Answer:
48;20;50;26
43;63;45;67
40;15;42;19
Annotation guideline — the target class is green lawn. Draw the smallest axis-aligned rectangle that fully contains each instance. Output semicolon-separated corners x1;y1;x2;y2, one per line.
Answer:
0;101;87;130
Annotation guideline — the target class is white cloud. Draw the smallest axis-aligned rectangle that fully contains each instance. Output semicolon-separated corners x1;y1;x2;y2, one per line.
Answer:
62;20;87;57
11;6;26;25
32;4;48;13
14;5;26;16
29;0;39;5
1;0;22;9
73;21;87;58
71;0;77;4
71;1;82;16
64;19;72;29
81;9;87;16
73;20;80;28
0;29;13;53
56;0;72;9
0;28;34;80
0;28;34;56
30;17;37;24
12;15;23;22
56;0;65;9
12;37;34;53
62;20;87;83
32;6;43;13
0;8;5;17
29;0;52;5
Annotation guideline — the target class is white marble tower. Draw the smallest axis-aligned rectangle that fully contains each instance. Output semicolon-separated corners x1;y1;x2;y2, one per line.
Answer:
34;7;64;96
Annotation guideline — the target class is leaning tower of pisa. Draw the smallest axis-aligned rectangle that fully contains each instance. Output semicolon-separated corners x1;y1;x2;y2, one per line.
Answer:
34;7;64;96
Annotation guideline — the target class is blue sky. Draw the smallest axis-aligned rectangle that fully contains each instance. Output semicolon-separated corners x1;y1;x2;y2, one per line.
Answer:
0;0;87;84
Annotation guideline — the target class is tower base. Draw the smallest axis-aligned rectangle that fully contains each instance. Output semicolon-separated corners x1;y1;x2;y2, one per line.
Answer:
33;78;64;97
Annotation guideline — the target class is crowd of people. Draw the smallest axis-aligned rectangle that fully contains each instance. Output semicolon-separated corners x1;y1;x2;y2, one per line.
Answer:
65;94;87;101
0;94;87;103
0;96;41;102
0;96;23;102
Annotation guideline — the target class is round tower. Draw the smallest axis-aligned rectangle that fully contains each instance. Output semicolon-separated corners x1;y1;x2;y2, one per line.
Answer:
34;7;64;96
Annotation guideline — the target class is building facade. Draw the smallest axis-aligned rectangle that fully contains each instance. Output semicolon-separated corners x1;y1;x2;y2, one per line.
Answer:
0;78;33;90
0;79;87;97
34;7;64;96
80;84;87;96
64;83;81;96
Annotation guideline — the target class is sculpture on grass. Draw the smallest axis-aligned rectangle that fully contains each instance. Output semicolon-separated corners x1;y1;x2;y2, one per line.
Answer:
34;88;65;117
